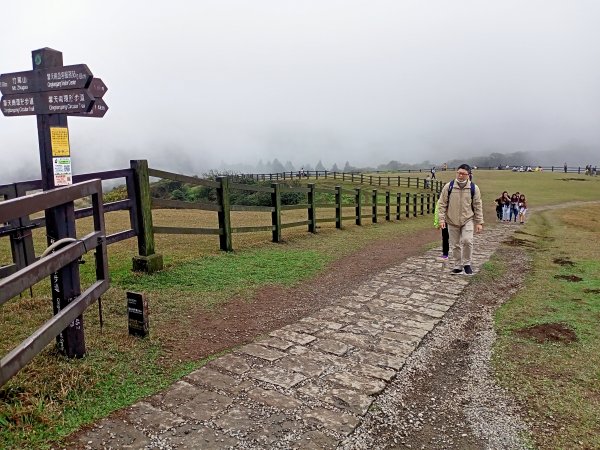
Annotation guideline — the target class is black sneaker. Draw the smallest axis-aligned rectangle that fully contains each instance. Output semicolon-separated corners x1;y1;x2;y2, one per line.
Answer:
463;265;473;275
451;268;463;274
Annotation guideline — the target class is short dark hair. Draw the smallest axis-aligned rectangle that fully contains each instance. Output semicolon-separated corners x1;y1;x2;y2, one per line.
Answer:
458;163;471;172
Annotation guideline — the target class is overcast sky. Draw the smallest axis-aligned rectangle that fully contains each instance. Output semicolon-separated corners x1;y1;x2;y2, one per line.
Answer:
1;0;599;182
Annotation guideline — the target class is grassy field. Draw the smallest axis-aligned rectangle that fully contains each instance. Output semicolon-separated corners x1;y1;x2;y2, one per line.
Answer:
0;169;599;448
493;203;600;449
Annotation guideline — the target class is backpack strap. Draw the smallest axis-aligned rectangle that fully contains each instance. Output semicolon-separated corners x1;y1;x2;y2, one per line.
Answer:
447;180;476;211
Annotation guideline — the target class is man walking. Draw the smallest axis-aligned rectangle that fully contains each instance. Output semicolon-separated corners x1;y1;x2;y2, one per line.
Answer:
437;164;484;275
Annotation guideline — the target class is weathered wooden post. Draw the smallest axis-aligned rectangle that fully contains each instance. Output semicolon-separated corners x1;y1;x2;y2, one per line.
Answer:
385;191;390;221
407;177;411;188
427;193;431;214
0;48;109;357
396;192;402;220
308;183;317;233
216;176;233;250
271;182;281;242
413;193;418;217
131;160;164;272
420;193;424;215
335;185;342;229
372;189;378;223
5;183;36;276
405;192;410;218
355;188;362;226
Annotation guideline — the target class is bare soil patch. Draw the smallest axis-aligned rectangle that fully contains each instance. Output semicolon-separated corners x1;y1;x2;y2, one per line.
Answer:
515;323;578;344
504;237;536;248
553;274;583;282
553;257;574;266
159;228;439;365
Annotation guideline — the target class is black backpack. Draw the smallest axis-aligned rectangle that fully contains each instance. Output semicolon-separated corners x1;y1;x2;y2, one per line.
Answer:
447;179;476;211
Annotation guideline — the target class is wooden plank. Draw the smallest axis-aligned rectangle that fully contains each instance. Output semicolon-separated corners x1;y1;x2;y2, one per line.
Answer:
147;168;220;188
316;217;337;223
280;204;308;210
279;185;311;193
230;205;274;212
106;229;136;245
314;203;335;208
281;220;310;229
231;225;274;233
341;215;357;220
154;226;222;235
229;182;274;193
152;198;221;212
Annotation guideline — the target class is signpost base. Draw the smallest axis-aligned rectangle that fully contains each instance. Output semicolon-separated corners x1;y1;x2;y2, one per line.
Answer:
132;254;163;273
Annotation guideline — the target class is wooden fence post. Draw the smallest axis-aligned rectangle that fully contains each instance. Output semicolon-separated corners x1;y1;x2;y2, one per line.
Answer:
271;182;281;242
427;193;431;214
216;176;233;251
6;183;36;275
308;183;317;233
387;176;390;186
407;177;411;188
397;175;401;187
372;189;378;223
355;188;362;226
130;160;164;272
405;192;410;218
369;175;373;185
413;193;418;217
385;191;391;221
361;174;364;184
396;192;401;220
335;185;342;229
420;194;424;215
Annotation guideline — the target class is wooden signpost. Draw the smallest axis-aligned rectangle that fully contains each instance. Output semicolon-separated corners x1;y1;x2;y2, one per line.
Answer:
0;48;109;358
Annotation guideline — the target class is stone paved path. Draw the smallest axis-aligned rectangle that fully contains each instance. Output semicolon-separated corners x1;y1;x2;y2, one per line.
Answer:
78;225;517;450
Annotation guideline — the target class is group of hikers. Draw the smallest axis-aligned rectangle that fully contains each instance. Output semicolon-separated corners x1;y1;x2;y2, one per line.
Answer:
495;191;528;224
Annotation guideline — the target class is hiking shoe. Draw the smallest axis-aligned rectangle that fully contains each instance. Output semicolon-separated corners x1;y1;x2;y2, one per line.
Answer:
451;268;463;274
463;265;473;275
439;255;449;260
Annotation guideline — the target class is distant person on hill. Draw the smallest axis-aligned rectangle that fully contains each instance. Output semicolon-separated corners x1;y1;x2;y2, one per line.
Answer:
518;194;528;224
424;174;431;189
564;162;568;173
430;166;436;180
437;164;484;275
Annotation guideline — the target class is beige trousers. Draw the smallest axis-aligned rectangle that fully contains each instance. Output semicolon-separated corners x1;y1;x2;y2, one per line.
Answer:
447;220;474;269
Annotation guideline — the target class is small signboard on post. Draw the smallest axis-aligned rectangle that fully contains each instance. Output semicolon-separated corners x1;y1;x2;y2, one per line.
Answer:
127;291;149;337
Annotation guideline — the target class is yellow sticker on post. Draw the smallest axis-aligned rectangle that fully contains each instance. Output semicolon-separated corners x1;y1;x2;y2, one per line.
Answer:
50;127;70;157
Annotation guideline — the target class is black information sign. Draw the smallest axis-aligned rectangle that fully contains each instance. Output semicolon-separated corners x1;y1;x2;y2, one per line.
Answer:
127;291;149;337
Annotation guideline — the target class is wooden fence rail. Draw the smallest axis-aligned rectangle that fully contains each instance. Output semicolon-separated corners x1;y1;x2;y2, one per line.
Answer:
144;165;441;252
0;179;109;387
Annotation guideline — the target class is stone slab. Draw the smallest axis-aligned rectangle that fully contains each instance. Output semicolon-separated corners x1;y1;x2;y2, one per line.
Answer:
208;353;251;375
160;380;198;408
270;329;317;345
238;343;286;361
259;336;295;350
126;402;184;431
173;390;233;421
279;354;328;377
310;338;349;356
186;367;250;395
247;386;303;410
325;372;387;395
305;406;360;436
248;366;307;389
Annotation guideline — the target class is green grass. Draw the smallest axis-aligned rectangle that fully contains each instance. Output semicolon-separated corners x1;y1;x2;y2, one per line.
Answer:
493;204;600;449
113;249;330;293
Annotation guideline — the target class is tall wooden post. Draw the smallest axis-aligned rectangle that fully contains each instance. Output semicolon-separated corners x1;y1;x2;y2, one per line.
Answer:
396;193;402;220
131;160;164;271
308;183;316;233
271;182;281;242
372;189;378;223
355;188;362;226
335;185;342;229
216;176;233;251
413;194;418;217
385;191;391;221
405;192;410;218
33;48;84;357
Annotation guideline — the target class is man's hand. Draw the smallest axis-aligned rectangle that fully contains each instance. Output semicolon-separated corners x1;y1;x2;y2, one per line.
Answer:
440;220;446;229
476;224;483;233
